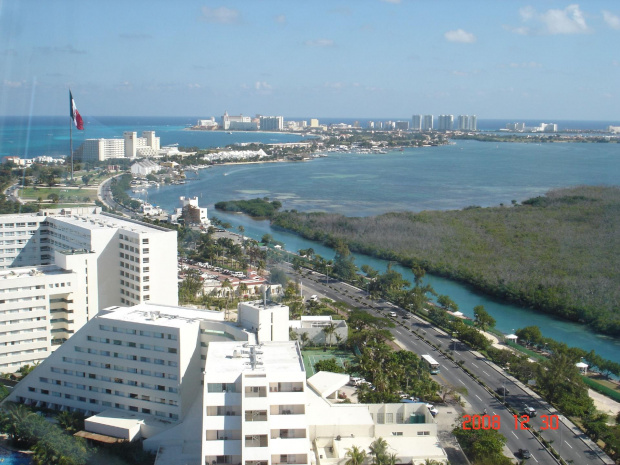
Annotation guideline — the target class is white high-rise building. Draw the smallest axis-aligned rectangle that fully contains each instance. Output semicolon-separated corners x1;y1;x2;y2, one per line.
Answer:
221;112;257;131
437;115;454;131
5;301;448;465
457;115;477;131
0;262;91;371
259;116;284;131
75;138;125;161
0;208;178;371
411;115;422;131
422;115;433;131
76;131;161;161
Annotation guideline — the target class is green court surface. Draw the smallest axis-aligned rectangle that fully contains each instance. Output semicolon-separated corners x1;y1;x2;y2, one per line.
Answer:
301;349;357;378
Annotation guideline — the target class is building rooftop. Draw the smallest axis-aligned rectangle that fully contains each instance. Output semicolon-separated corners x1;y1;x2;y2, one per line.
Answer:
205;341;305;375
0;265;74;281
98;303;225;329
50;212;172;234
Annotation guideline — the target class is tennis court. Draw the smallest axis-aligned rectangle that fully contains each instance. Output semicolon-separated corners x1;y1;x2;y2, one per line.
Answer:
301;349;357;378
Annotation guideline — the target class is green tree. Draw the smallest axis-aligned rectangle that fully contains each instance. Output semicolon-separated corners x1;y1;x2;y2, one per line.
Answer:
369;437;388;465
314;358;344;374
345;445;367;465
515;326;543;347
473;305;496;332
47;193;59;203
437;294;458;311
453;426;510;464
269;267;289;286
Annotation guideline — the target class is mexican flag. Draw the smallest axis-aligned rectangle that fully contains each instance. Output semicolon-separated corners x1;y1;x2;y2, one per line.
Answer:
70;91;84;130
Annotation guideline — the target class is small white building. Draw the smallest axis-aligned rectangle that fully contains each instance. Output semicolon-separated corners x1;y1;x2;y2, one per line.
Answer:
130;159;161;177
290;316;348;346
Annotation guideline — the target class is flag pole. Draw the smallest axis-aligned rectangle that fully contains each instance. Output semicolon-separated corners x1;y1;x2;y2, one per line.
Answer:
69;90;74;182
70;112;74;182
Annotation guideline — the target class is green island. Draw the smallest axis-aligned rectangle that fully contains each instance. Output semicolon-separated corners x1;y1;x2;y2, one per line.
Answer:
214;197;282;218
271;185;620;337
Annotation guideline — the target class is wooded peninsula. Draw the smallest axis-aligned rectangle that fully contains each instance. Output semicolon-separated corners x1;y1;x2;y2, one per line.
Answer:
271;186;620;337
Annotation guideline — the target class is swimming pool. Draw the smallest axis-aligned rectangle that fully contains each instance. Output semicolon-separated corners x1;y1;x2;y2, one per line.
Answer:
0;446;32;465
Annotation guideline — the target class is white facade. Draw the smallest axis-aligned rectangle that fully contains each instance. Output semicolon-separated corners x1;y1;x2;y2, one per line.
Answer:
421;115;433;131
76;138;124;161
411;115;422;131
0;208;178;309
437;115;453;131
259;116;284;131
131;160;161;177
221;113;257;131
289;316;348;346
0;264;87;372
202;341;309;465
238;301;290;343
457;115;477;131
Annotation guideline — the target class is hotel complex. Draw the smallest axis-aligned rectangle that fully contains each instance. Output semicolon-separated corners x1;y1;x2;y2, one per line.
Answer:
0;208;177;371
4;301;448;465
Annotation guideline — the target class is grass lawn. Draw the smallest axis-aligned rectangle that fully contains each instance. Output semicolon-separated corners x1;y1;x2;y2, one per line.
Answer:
301;348;357;378
19;187;98;201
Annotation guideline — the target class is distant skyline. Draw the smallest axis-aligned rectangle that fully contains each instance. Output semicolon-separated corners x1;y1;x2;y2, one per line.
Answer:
1;1;619;120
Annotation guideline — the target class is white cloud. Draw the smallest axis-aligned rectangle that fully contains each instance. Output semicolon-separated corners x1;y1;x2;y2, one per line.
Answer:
305;39;334;47
603;10;620;30
187;83;201;89
274;14;286;24
323;82;345;89
444;29;476;43
512;4;589;35
254;81;272;91
3;80;23;88
380;0;401;3
509;61;542;68
201;7;240;24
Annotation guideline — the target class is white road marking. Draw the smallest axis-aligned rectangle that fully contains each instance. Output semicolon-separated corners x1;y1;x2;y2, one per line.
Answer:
482;370;490;376
492;411;497;415
458;379;466;385
511;431;518;438
475;395;482;401
471;363;478;368
531;453;538;463
439;364;445;369
564;440;573;449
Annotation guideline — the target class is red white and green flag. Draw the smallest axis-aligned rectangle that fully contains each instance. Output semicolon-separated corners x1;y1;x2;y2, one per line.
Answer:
70;91;84;130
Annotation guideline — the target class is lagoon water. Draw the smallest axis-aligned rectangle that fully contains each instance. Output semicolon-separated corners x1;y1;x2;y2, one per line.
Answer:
2;116;619;361
138;140;620;362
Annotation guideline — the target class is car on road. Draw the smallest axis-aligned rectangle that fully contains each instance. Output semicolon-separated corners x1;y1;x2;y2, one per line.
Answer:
522;405;537;417
518;448;531;459
496;386;510;396
389;311;397;317
309;295;318;302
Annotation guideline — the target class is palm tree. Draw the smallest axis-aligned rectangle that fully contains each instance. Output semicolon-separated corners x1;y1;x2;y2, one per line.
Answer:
386;453;398;465
345;445;367;465
322;323;336;348
369;437;388;465
300;332;310;349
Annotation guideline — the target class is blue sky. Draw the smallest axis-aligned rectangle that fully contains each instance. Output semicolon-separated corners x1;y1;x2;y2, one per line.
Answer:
1;0;619;120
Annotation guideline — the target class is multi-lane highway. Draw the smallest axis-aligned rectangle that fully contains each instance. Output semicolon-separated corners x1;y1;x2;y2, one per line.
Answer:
285;264;614;465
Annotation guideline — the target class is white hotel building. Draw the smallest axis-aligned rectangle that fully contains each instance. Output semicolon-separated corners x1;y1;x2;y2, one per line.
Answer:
5;301;448;465
0;208;177;371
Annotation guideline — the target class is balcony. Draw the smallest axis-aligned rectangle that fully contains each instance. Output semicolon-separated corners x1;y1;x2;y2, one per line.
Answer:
244;435;268;448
